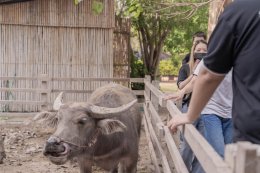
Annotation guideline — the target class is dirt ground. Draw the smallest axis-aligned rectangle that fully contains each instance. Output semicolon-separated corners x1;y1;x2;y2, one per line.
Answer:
0;117;153;173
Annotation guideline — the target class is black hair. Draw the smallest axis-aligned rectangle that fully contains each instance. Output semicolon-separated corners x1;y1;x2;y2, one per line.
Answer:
193;39;208;48
192;31;207;41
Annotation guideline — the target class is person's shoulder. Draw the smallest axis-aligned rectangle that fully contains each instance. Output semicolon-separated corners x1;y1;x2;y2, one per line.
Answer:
182;63;189;69
182;53;190;64
226;0;252;8
224;0;260;14
231;0;259;6
185;53;190;58
179;63;190;74
218;0;259;29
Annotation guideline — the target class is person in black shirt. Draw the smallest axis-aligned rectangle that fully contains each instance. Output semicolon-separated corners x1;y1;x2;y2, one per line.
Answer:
168;0;260;144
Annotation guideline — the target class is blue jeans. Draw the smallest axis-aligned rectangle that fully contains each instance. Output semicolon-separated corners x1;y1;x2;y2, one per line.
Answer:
201;114;233;158
181;103;188;113
179;116;205;173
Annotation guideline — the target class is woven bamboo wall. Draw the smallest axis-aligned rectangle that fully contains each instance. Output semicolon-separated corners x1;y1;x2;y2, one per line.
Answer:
0;0;114;28
0;0;114;112
113;17;130;79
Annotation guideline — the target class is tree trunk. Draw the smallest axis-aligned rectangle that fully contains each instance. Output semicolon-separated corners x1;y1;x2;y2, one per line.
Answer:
139;28;170;80
207;0;233;39
208;0;222;38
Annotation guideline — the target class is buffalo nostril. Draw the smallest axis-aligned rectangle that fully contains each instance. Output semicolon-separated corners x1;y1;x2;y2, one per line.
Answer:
47;136;60;145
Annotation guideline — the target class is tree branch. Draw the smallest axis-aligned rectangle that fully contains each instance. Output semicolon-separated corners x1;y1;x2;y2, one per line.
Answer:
142;0;213;19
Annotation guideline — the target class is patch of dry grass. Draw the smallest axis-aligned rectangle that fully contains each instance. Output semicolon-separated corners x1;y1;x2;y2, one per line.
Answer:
159;82;178;93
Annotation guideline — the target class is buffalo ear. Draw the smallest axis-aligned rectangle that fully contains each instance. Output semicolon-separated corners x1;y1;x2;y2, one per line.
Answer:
33;111;59;128
97;119;127;135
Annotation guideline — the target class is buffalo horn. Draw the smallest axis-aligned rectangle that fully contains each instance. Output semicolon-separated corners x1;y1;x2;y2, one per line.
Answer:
89;99;137;118
53;92;65;110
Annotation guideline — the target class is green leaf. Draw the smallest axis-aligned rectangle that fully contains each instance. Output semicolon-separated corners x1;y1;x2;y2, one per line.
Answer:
92;1;104;15
74;0;83;5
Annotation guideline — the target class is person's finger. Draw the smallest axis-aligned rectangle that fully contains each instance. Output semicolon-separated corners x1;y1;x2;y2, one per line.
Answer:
165;97;173;101
167;118;174;126
174;96;181;101
169;124;178;133
172;127;178;133
163;96;170;100
167;95;179;100
174;94;183;101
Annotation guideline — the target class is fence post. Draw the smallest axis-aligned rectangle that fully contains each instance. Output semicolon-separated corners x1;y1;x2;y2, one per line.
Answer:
144;75;151;101
152;80;160;111
40;74;49;111
235;142;258;173
225;144;237;173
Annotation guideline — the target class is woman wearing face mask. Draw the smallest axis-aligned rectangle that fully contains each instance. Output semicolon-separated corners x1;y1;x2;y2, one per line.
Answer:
165;40;208;173
173;40;208;112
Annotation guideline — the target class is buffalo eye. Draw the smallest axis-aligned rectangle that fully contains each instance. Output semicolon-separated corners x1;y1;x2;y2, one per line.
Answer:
77;117;88;125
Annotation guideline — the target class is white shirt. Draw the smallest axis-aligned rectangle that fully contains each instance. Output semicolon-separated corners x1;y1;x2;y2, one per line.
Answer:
193;60;233;118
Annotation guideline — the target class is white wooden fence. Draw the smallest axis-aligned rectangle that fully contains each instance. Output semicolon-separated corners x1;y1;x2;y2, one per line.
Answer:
144;75;260;173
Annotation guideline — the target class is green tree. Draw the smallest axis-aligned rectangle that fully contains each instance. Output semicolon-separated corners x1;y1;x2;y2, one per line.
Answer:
119;0;210;80
159;59;177;76
164;4;209;64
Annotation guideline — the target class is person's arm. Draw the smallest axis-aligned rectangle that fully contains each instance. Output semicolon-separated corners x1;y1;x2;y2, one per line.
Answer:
167;67;224;132
167;60;203;101
178;60;200;89
185;68;224;121
178;75;193;90
177;64;190;89
164;76;195;101
173;75;197;101
181;75;197;94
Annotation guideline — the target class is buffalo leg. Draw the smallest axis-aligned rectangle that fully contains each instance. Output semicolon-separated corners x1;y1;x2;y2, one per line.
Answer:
118;158;137;173
106;167;118;173
104;170;118;173
0;134;5;164
118;164;137;173
78;157;92;173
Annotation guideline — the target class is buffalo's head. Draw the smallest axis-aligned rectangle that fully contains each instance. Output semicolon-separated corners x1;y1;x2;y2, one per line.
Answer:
34;92;137;165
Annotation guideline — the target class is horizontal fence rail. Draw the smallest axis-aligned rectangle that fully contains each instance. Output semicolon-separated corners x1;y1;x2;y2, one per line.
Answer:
0;75;144;112
143;75;260;173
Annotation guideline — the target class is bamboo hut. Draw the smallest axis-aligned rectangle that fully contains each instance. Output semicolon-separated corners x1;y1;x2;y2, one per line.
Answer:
0;0;115;112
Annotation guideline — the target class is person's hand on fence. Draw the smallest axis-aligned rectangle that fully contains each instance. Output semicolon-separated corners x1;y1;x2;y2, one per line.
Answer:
163;93;177;101
167;114;192;133
164;90;185;101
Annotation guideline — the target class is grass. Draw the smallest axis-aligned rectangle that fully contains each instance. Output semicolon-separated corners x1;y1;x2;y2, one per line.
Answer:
159;82;178;93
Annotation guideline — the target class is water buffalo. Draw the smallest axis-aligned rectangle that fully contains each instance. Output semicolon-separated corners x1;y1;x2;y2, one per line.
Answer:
34;84;142;173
